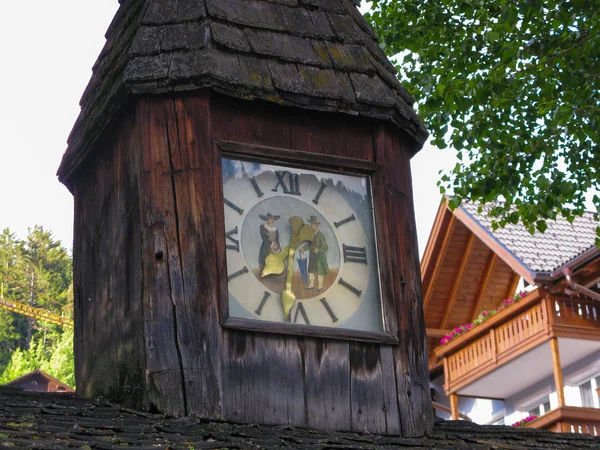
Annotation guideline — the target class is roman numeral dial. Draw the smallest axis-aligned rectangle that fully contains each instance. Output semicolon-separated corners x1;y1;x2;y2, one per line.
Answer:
221;155;383;333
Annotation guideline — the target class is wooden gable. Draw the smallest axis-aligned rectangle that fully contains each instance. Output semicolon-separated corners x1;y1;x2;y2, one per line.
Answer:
422;199;600;371
422;200;523;369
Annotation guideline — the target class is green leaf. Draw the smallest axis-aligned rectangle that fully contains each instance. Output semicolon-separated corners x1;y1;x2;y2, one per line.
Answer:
363;0;599;243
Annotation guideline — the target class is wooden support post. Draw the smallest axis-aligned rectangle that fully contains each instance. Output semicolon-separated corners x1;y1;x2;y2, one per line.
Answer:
505;273;520;299
550;337;565;407
471;253;496;321
426;328;453;338
449;393;460;420
443;357;450;392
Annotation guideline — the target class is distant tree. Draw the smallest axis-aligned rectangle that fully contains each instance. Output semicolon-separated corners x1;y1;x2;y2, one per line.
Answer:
366;0;599;236
0;226;73;377
0;330;75;388
0;229;19;371
16;226;72;348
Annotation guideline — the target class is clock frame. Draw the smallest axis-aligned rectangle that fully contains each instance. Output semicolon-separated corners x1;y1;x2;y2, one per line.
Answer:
215;141;400;344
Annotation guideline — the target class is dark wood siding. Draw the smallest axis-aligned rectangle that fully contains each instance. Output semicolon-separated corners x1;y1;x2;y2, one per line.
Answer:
73;107;146;409
210;93;430;436
72;91;431;437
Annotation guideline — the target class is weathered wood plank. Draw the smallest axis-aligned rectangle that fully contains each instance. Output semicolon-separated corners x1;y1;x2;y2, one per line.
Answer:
73;110;149;408
349;343;386;434
110;111;146;408
139;98;186;416
211;95;292;149
222;331;306;426
290;114;343;156
373;126;399;342
304;339;351;431
344;119;376;161
381;126;432;437
380;345;401;435
170;95;223;418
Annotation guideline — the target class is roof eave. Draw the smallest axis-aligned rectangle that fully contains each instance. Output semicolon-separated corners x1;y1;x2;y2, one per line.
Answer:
547;246;600;281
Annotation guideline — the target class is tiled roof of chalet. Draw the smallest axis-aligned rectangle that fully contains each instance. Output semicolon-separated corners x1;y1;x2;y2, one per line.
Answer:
1;387;599;449
460;201;598;274
57;0;428;182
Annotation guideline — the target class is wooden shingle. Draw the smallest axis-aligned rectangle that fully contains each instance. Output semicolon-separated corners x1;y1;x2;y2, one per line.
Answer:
58;0;428;192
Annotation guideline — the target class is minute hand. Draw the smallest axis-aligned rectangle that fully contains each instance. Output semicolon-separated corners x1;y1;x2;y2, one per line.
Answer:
281;216;314;321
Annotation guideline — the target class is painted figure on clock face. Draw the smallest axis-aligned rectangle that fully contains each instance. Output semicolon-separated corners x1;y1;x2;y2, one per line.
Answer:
258;213;281;276
303;215;329;292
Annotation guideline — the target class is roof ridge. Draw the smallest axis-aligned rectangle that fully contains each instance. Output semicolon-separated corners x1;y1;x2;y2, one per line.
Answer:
458;199;598;275
451;196;599;217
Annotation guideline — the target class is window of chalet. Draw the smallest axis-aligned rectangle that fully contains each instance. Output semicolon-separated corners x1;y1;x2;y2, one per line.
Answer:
527;397;551;417
579;375;600;408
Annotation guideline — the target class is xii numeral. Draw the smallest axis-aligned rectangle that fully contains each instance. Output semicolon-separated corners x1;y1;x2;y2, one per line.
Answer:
272;171;301;195
343;244;367;265
225;227;240;252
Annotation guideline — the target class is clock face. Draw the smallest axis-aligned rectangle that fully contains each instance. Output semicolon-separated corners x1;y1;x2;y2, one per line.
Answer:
221;157;384;333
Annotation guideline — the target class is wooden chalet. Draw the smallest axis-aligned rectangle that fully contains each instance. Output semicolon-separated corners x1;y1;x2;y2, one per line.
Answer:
423;198;600;434
4;369;74;393
57;0;432;437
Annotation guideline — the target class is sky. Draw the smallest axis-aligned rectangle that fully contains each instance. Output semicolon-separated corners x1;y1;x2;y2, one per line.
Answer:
0;1;456;256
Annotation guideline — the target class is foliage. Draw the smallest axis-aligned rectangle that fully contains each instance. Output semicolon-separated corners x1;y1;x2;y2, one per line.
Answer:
0;331;75;388
366;0;599;238
440;291;527;345
0;226;73;386
511;415;537;427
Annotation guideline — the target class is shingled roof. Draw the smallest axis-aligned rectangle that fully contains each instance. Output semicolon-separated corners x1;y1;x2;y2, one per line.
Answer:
1;387;599;449
459;201;598;275
57;0;428;182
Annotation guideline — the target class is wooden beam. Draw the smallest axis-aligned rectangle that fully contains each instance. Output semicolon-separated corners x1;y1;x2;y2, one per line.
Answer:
423;215;456;312
583;275;600;289
505;273;520;300
426;328;453;338
449;393;460;420
452;206;537;286
471;252;496;322
441;233;476;329
421;202;450;275
550;337;565;408
432;401;471;421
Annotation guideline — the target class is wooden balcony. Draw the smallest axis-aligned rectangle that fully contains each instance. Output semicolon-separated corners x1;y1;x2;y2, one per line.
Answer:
434;290;600;396
524;406;600;436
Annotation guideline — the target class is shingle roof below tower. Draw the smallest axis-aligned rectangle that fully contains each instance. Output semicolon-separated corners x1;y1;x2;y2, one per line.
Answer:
460;201;598;274
1;387;599;449
57;0;428;182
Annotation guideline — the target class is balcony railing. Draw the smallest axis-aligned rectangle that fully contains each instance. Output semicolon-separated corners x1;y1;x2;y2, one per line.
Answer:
435;291;600;394
524;406;600;436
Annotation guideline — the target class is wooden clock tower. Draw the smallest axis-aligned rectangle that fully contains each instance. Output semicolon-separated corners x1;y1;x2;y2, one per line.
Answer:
58;0;432;437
